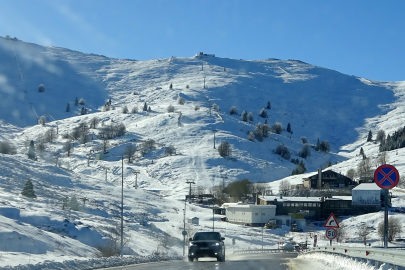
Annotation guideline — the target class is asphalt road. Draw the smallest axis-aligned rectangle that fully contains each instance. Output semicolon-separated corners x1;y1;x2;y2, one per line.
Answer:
99;253;298;270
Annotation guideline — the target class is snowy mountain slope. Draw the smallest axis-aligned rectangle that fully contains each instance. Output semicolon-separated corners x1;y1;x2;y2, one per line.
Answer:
1;38;405;267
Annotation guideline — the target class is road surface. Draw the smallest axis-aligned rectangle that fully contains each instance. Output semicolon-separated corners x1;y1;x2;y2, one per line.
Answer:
97;253;298;270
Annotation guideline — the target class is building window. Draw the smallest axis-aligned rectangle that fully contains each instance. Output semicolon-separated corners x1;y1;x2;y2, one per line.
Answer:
304;203;308;207
286;203;291;207
316;203;321;207
283;203;287;207
297;203;303;207
308;203;313;207
255;213;258;216
262;212;265;216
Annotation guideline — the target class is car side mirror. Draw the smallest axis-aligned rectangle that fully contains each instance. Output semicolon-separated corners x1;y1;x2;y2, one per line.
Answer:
221;237;225;241
189;238;193;241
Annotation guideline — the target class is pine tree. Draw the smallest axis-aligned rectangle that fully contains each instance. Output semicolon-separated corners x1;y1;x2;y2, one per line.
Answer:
367;130;372;142
259;108;268;118
66;103;70;112
287;123;292;133
27;140;36;160
169;83;173;89
143;102;148;111
266;101;271;109
74;97;78;106
21;179;37;198
360;147;364;157
80;107;86;115
241;111;248;122
315;138;320;151
148;106;151;112
264;119;268;124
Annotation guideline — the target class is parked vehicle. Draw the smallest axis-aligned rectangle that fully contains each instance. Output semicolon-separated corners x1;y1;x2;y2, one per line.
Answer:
188;232;225;262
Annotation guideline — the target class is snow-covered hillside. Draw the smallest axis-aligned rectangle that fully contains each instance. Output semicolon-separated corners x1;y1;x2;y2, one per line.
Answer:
1;37;405;268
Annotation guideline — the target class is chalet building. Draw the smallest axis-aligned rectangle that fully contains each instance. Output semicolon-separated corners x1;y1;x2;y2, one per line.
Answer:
302;169;357;189
256;194;353;220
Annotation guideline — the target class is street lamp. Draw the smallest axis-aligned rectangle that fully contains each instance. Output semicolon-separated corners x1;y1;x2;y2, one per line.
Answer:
212;129;217;149
132;170;140;189
120;154;124;256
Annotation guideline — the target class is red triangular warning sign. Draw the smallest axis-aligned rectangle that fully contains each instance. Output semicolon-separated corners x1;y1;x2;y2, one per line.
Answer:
323;213;339;228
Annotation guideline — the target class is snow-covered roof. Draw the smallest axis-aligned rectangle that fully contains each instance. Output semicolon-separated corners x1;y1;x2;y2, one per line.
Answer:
352;183;381;191
329;196;352;201
260;196;323;202
226;204;276;209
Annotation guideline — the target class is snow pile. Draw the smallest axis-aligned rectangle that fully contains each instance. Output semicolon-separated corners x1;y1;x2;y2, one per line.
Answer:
0;254;182;270
297;252;395;270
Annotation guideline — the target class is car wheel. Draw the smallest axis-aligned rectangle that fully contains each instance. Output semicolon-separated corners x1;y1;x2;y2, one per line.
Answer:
188;257;193;262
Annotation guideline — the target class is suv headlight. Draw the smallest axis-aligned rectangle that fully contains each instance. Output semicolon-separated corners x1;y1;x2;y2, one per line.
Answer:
212;243;220;246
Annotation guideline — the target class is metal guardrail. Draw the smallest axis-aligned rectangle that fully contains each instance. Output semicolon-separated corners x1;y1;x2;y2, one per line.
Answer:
234;248;291;254
302;246;405;268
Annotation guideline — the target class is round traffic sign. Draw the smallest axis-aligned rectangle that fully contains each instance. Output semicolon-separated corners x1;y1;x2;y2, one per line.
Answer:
374;164;400;189
182;230;187;236
325;228;337;240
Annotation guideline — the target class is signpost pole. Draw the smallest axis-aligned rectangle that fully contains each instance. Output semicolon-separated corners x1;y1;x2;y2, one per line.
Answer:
384;189;389;248
330;239;332;246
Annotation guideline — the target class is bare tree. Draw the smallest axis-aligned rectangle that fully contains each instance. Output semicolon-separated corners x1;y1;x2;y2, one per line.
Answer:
346;168;356;180
131;106;138;113
38;115;47;126
177;97;185;105
378;216;402;242
377;151;388;166
63;140;74;157
121;105;128;114
44;128;57;143
212;103;220;112
0;141;16;155
89;117;99;129
336;223;348;243
123;144;137;163
376;130;386;143
165;145;176;156
357;223;371;243
357;158;372;178
218;142;232;157
279;180;291;196
167;105;175;113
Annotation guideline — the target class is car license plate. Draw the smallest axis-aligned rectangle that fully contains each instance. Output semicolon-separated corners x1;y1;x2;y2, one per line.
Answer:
200;247;209;249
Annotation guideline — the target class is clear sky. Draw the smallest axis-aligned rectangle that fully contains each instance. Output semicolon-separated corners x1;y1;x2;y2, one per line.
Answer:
1;0;404;81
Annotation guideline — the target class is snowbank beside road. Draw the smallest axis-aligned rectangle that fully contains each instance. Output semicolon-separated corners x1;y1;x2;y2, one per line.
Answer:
294;252;395;270
0;254;182;270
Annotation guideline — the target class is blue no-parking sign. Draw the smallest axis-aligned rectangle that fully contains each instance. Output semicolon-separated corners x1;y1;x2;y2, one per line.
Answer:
374;164;399;189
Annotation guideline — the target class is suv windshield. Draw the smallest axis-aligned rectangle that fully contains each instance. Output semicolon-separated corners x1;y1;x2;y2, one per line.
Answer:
193;232;221;241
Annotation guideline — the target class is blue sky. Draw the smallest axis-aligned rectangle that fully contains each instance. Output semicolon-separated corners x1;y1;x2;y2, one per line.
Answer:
0;0;404;81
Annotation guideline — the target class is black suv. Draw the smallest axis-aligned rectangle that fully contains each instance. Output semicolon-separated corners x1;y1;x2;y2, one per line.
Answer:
188;232;225;262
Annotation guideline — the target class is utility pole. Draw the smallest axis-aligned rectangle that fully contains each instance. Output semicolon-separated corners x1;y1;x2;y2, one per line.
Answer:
201;61;203;71
55;121;59;134
206;97;212;116
261;209;264;250
203;76;206;89
120;154;124;256
219;174;228;190
183;198;187;256
87;149;94;167
132;170;140;189
186;180;195;202
212;129;217;149
103;167;110;182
